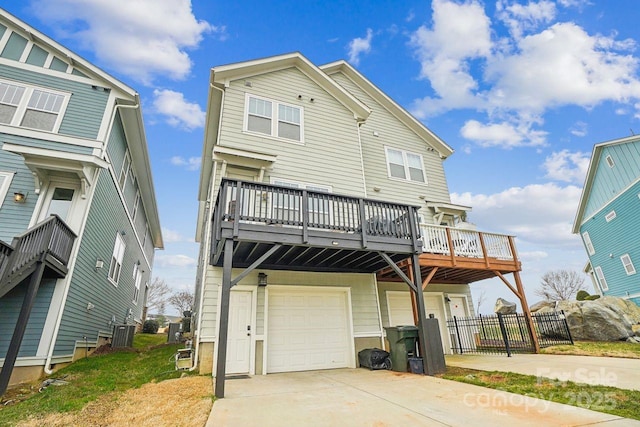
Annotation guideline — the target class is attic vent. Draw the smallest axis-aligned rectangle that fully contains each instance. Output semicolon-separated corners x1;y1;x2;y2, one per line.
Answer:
605;210;617;222
605;155;615;168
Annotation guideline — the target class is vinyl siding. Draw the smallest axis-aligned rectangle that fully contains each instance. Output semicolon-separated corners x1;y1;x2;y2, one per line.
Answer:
218;67;366;196
0;278;56;358
53;164;149;356
580;179;640;298
377;282;475;328
0;63;109;139
583;139;640;220
329;72;452;221
202;269;381;339
0;142;37;242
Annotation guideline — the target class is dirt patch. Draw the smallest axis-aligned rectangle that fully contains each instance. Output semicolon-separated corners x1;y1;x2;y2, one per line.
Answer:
17;375;213;427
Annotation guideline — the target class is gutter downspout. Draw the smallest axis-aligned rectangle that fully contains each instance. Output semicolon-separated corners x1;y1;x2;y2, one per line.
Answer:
191;82;225;371
356;119;368;198
44;101;139;375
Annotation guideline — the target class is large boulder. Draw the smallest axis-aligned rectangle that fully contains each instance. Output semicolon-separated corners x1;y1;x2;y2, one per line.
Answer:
494;298;517;315
536;296;640;341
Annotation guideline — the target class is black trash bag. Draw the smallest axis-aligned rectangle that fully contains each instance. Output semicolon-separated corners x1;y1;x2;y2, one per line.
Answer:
358;348;391;370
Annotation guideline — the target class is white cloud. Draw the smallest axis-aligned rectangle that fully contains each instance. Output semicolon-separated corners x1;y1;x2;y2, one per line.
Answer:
155;254;196;268
162;228;185;243
31;0;217;84
153;89;205;130
460;119;547;148
569;121;588;137
496;0;556;39
452;182;583;248
409;0;640;149
170;156;201;171
519;250;549;262
409;0;491;117
542;150;590;184
347;28;373;66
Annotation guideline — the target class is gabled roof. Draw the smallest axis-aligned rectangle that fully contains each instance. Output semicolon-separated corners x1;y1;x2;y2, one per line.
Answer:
0;9;136;98
320;60;454;159
0;9;163;248
571;134;639;234
199;52;372;204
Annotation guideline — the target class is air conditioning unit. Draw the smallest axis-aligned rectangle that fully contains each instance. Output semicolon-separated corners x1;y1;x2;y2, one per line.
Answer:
111;324;135;348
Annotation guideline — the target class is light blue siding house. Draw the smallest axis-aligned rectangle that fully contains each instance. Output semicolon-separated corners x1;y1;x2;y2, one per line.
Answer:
0;9;163;391
573;135;640;306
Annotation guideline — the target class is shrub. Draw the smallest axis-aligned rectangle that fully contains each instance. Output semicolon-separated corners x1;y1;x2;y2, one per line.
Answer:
585;294;601;301
576;290;590;301
142;319;159;334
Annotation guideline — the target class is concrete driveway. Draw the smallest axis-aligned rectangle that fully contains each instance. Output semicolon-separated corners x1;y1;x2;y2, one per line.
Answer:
206;368;639;426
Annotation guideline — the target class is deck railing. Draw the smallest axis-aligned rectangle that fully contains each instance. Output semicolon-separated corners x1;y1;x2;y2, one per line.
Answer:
214;179;422;241
3;215;76;280
420;223;515;261
0;240;13;281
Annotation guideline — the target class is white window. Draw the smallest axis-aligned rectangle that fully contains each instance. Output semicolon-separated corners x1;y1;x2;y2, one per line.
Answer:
621;254;636;275
385;147;427;183
133;262;142;303
594;266;609;291
119;151;130;190
108;234;126;285
605;155;615;168
0;171;14;208
605;210;616;222
582;231;595;255
0;79;69;132
245;94;302;142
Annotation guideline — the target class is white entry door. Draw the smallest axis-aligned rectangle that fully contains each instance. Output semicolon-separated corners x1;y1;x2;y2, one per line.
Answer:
226;291;253;374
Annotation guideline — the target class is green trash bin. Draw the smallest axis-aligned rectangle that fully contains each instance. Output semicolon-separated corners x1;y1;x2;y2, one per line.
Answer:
384;326;419;372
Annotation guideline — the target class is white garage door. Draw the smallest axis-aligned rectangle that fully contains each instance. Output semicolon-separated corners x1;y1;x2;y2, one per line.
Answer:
267;288;352;373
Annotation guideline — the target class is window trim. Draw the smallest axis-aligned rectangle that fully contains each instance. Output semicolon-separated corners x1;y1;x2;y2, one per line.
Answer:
594;266;609;291
605;210;616;222
605;155;615;168
582;231;595;255
108;233;126;286
0;171;14;208
384;146;428;184
243;93;304;143
119;150;131;190
132;262;142;304
132;190;141;221
621;254;636;275
0;77;70;133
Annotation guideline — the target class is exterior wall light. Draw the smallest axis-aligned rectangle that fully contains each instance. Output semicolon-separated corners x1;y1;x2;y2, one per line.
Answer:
258;272;268;287
13;192;26;203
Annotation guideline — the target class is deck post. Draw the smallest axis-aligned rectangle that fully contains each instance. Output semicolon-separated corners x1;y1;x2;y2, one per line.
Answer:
412;253;441;375
513;270;540;353
0;260;46;396
215;239;234;398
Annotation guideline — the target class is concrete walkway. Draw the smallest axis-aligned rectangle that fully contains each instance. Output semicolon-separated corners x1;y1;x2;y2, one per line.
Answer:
206;368;639;426
446;353;640;391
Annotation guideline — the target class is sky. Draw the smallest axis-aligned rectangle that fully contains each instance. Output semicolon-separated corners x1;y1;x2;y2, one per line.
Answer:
2;0;640;314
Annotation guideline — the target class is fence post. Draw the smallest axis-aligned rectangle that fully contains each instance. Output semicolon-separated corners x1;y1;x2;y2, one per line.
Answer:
561;310;574;345
453;316;463;354
497;313;512;357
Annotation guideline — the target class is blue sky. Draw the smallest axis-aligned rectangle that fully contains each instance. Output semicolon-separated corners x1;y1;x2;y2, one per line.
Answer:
3;1;640;314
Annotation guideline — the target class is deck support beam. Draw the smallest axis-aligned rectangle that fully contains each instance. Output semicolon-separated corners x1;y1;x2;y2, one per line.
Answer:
0;260;46;396
215;239;234;399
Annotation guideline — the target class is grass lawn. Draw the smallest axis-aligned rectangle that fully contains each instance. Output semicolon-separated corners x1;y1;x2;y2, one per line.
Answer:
541;340;640;359
441;366;640;421
0;333;203;427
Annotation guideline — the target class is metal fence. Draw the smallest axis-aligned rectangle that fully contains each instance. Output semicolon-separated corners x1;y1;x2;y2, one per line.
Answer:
446;311;573;356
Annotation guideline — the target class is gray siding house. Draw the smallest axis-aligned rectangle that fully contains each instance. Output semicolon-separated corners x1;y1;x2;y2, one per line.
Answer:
192;53;528;397
0;9;162;391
